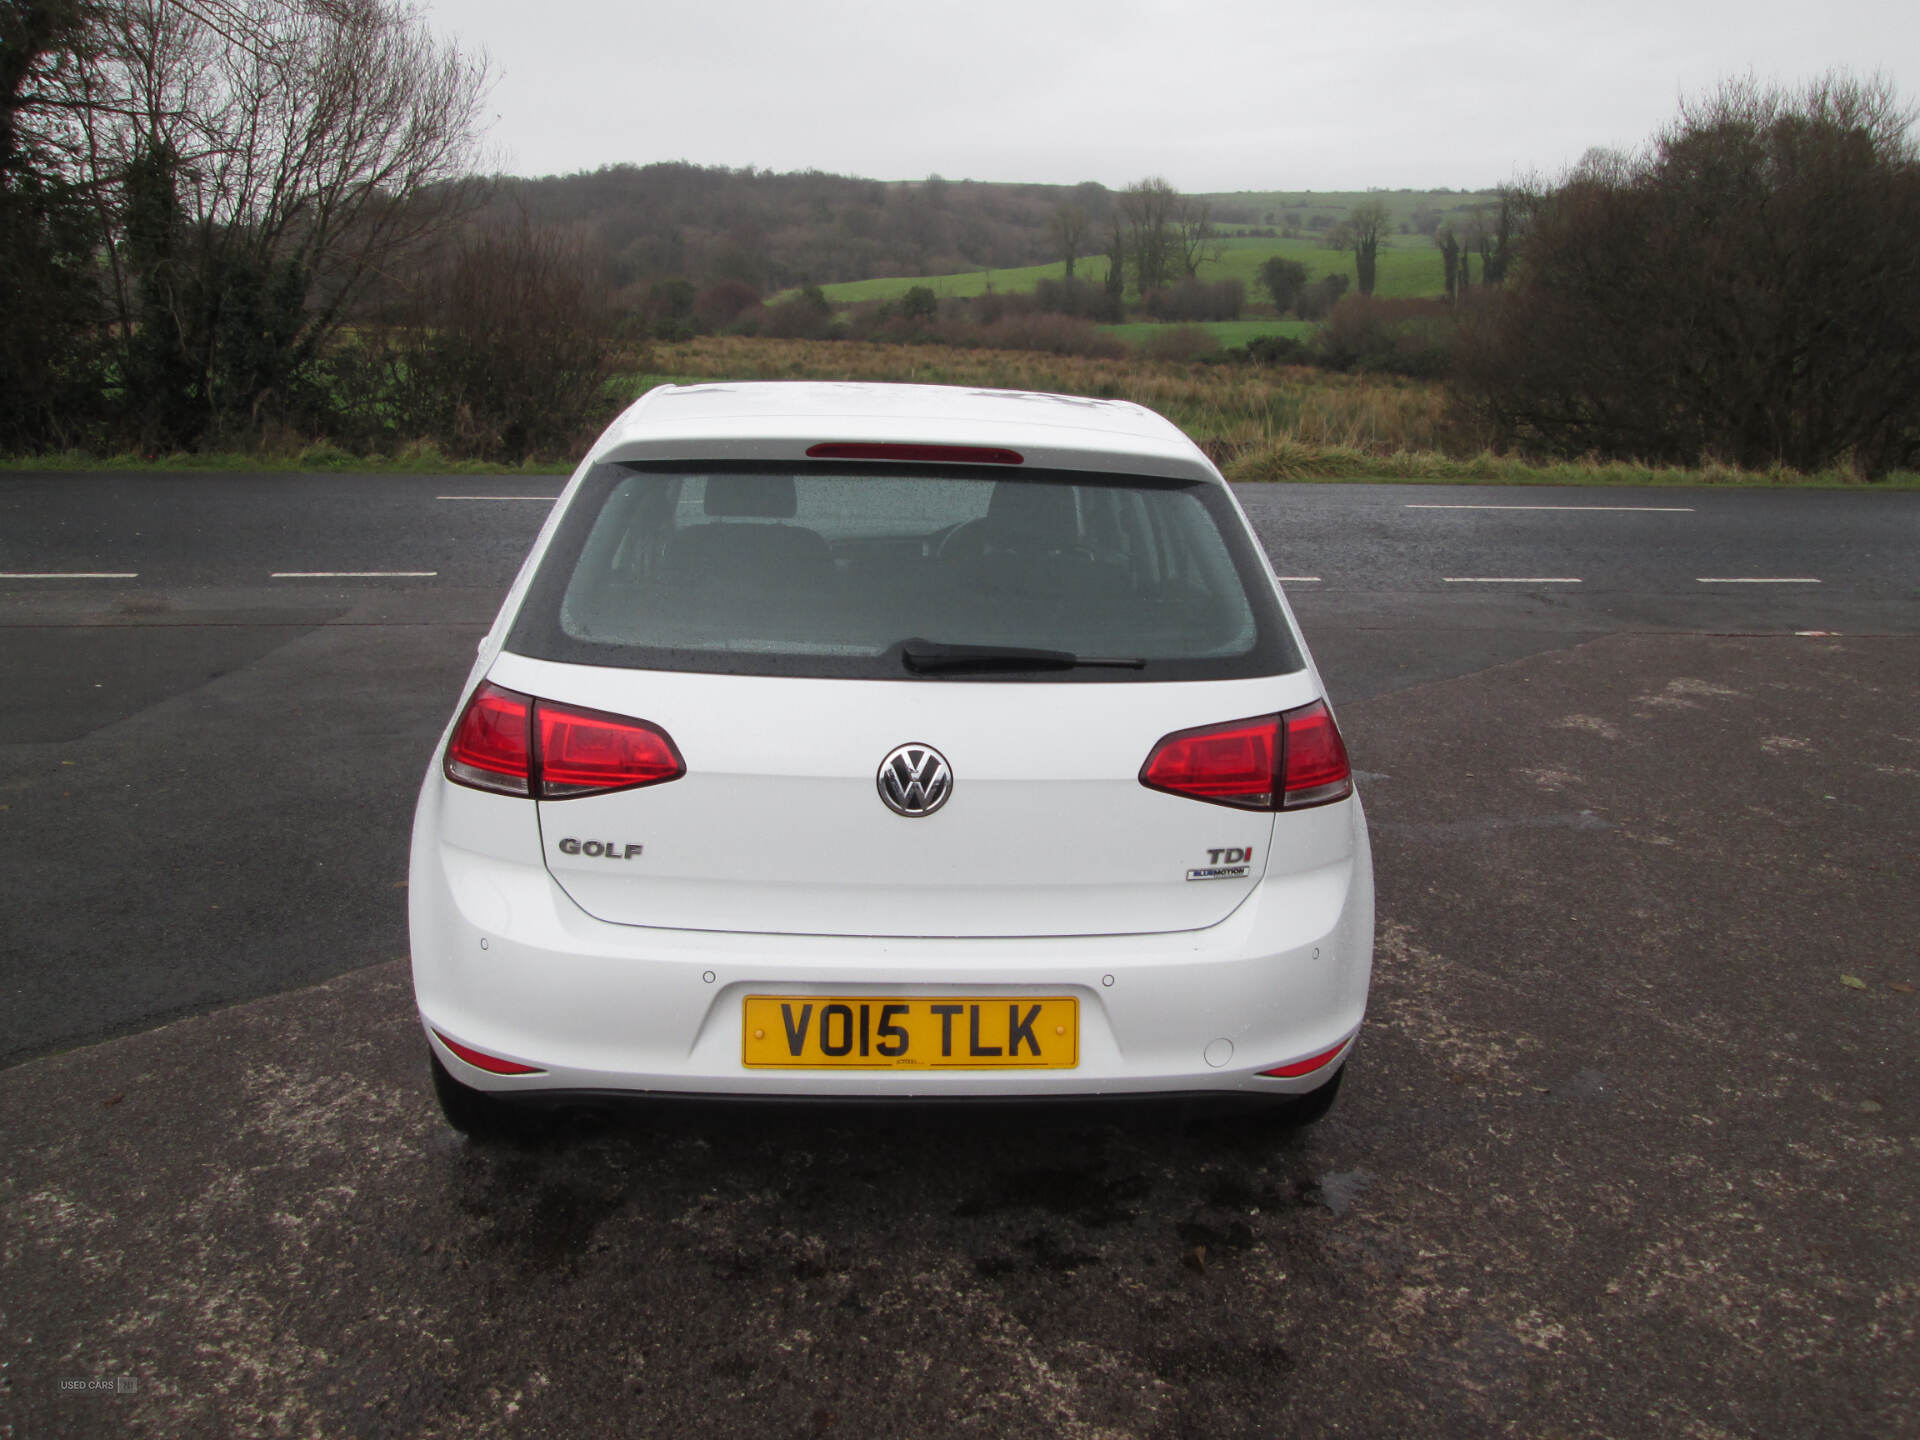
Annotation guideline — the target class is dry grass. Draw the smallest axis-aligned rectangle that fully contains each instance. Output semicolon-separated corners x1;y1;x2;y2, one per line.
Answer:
633;336;1459;454
11;336;1907;483
616;337;1913;487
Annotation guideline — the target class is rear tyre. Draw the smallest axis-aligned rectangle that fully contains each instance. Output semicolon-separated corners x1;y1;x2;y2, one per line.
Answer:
429;1048;541;1142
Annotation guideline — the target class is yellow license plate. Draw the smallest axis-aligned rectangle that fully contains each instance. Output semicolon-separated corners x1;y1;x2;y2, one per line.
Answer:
742;995;1079;1069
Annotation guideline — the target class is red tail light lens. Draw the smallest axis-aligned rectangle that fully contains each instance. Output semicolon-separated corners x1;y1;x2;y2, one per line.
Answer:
1281;700;1353;808
536;701;684;798
445;682;532;795
1140;701;1352;811
1140;714;1281;809
433;1030;545;1075
444;684;685;800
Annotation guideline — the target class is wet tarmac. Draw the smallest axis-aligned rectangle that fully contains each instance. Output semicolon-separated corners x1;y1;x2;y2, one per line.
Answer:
6;631;1915;1438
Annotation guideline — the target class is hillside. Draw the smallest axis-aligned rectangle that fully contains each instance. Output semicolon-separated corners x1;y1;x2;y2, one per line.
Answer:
490;164;1095;297
491;162;1500;302
806;236;1464;308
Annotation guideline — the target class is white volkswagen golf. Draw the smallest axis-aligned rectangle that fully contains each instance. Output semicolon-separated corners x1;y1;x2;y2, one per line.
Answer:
409;381;1373;1136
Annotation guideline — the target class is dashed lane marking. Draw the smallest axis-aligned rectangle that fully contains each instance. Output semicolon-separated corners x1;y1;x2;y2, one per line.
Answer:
270;571;438;579
1696;577;1822;584
1276;576;1322;582
1443;576;1583;584
0;572;139;579
435;495;559;501
1407;504;1695;512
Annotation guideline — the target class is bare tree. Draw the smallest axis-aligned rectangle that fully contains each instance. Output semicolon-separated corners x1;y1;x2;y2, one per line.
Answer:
1120;175;1179;292
1329;196;1391;297
1466;188;1519;286
48;0;490;442
1434;221;1461;300
1048;201;1088;278
1171;191;1217;277
393;213;618;461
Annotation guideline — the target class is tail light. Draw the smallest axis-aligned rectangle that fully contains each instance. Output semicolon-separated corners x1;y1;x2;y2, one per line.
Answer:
1139;713;1279;808
444;681;684;800
445;682;532;795
1140;700;1352;810
537;700;684;798
1279;701;1354;808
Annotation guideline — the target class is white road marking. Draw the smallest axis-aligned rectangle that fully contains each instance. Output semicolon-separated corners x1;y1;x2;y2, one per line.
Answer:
1696;577;1821;584
435;495;558;501
1275;575;1322;582
1443;576;1583;584
271;571;438;578
0;572;140;579
1407;504;1694;512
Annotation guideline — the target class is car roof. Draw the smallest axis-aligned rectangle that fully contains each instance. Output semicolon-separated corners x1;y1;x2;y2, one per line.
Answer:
590;381;1218;481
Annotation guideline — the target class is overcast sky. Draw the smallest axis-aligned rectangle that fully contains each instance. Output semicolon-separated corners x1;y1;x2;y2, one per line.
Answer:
424;0;1915;192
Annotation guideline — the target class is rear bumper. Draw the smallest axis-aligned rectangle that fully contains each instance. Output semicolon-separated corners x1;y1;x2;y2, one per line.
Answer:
409;788;1373;1101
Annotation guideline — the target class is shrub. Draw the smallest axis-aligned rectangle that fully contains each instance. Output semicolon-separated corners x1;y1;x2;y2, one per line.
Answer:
1454;74;1920;474
969;289;1014;325
1030;275;1123;322
693;278;762;328
764;284;834;340
1142;278;1244;322
901;285;939;322
1257;257;1308;314
1141;325;1221;363
970;313;1128;358
1245;334;1306;365
646;278;698;338
1294;273;1350;320
1314;297;1455;377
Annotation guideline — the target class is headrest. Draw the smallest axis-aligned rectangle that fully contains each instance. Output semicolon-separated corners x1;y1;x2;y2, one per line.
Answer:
985;482;1079;549
704;474;797;518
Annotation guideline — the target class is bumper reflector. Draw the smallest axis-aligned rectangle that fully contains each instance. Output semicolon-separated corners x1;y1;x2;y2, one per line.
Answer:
433;1030;545;1075
1260;1040;1350;1078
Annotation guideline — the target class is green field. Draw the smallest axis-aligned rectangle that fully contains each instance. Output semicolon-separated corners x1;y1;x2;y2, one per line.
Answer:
1100;319;1318;348
801;235;1466;309
1201;236;1460;300
809;262;1095;305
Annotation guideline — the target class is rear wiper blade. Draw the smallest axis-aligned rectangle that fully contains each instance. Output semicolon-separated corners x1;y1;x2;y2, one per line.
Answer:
898;639;1146;673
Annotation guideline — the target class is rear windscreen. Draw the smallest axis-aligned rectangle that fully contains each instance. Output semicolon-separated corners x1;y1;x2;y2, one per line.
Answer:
505;461;1302;681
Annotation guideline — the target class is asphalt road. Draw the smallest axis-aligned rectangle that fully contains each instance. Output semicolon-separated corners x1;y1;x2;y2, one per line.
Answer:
4;471;1912;605
2;473;1917;1438
2;474;1912;1066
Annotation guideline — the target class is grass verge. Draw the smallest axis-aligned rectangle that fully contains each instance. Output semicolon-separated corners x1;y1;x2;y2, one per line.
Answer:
0;446;577;475
1220;441;1918;488
9;340;1913;486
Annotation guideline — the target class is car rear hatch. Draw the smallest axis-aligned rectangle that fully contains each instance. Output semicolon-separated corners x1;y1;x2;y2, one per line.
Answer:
484;446;1325;939
488;660;1320;938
